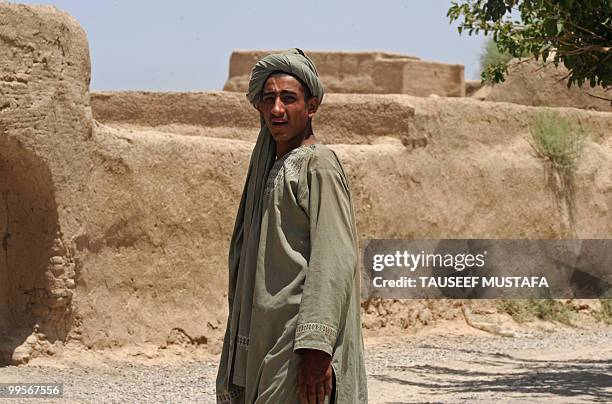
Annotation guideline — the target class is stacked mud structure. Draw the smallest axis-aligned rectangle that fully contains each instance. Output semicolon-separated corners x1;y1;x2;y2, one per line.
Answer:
224;50;466;97
1;3;611;365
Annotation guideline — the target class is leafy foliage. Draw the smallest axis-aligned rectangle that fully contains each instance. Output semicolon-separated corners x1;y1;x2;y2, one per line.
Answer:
448;0;612;92
480;38;514;75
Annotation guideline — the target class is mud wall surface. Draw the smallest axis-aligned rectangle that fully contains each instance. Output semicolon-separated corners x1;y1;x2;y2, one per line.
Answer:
0;3;92;361
0;138;62;347
92;91;612;242
223;50;465;97
89;91;612;348
2;4;612;357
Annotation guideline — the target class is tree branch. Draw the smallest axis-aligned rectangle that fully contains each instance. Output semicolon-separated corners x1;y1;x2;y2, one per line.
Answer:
585;92;612;103
561;44;611;56
566;22;609;41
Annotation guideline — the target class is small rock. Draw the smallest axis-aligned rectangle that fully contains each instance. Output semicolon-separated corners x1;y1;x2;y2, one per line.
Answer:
49;256;65;265
418;308;433;325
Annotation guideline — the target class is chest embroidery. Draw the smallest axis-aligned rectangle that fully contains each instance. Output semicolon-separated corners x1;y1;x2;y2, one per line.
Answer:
263;145;315;202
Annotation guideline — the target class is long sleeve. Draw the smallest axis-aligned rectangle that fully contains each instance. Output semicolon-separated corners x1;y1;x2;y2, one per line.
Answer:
293;157;358;357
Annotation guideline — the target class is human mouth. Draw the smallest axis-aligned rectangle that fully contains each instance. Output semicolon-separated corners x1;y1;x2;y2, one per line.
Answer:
271;119;288;126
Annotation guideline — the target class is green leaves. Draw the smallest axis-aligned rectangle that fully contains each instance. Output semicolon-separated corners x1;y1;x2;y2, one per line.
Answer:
448;0;612;93
481;60;510;84
480;38;515;82
543;18;558;36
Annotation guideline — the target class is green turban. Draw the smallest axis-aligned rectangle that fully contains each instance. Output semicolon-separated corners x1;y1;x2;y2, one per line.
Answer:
246;48;325;107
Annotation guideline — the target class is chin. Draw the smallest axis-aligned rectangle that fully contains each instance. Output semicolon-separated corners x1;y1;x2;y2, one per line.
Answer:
269;131;282;141
270;131;293;142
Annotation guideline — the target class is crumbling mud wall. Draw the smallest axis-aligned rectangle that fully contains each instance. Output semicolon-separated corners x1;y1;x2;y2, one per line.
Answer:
0;4;241;358
224;50;465;97
90;91;418;146
0;3;92;363
2;3;612;360
69;125;250;351
0;137;72;360
91;91;612;340
92;90;612;239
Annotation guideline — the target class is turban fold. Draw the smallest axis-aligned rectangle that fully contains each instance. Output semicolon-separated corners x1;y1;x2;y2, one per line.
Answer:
246;48;325;107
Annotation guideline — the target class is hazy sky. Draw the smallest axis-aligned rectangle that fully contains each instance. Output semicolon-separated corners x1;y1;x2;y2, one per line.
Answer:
12;0;488;91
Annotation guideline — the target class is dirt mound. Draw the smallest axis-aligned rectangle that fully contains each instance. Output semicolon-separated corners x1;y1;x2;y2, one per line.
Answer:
472;58;611;112
361;298;610;337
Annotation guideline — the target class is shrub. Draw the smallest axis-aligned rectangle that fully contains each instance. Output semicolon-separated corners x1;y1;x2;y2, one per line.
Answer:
594;299;612;324
498;299;573;325
530;111;587;175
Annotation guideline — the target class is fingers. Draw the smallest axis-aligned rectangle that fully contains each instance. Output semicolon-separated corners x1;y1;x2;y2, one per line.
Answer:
308;382;317;404
298;373;308;404
298;353;334;403
300;380;330;404
317;382;325;403
324;367;333;397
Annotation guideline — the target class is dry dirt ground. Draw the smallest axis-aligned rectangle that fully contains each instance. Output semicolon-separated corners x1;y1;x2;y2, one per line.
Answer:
0;321;610;403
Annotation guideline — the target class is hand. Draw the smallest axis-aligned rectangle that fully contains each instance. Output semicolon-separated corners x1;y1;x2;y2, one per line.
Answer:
297;349;333;404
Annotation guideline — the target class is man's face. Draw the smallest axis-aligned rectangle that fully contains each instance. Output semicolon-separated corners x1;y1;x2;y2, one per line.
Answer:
257;74;316;144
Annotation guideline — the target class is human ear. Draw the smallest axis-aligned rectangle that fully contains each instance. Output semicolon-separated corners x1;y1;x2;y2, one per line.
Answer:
307;97;319;119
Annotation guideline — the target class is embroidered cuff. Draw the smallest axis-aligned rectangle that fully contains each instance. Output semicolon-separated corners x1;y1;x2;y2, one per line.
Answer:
217;386;244;403
293;322;337;356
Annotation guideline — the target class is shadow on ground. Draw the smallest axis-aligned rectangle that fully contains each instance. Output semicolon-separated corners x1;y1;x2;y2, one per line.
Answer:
372;347;612;403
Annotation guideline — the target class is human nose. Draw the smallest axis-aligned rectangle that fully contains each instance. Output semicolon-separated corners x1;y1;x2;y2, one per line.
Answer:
271;96;285;116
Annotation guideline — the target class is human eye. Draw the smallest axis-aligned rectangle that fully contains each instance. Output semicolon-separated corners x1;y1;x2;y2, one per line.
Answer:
281;94;295;103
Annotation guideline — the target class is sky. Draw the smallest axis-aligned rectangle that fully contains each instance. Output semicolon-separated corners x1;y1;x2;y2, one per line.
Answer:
11;0;488;91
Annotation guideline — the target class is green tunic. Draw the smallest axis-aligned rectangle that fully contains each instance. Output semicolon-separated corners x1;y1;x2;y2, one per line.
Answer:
216;143;367;403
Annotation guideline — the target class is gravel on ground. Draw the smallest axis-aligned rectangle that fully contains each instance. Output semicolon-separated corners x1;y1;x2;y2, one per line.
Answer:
0;327;610;403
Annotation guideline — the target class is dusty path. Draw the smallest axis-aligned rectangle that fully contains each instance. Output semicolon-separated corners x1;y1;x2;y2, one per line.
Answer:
0;327;610;403
365;327;612;403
